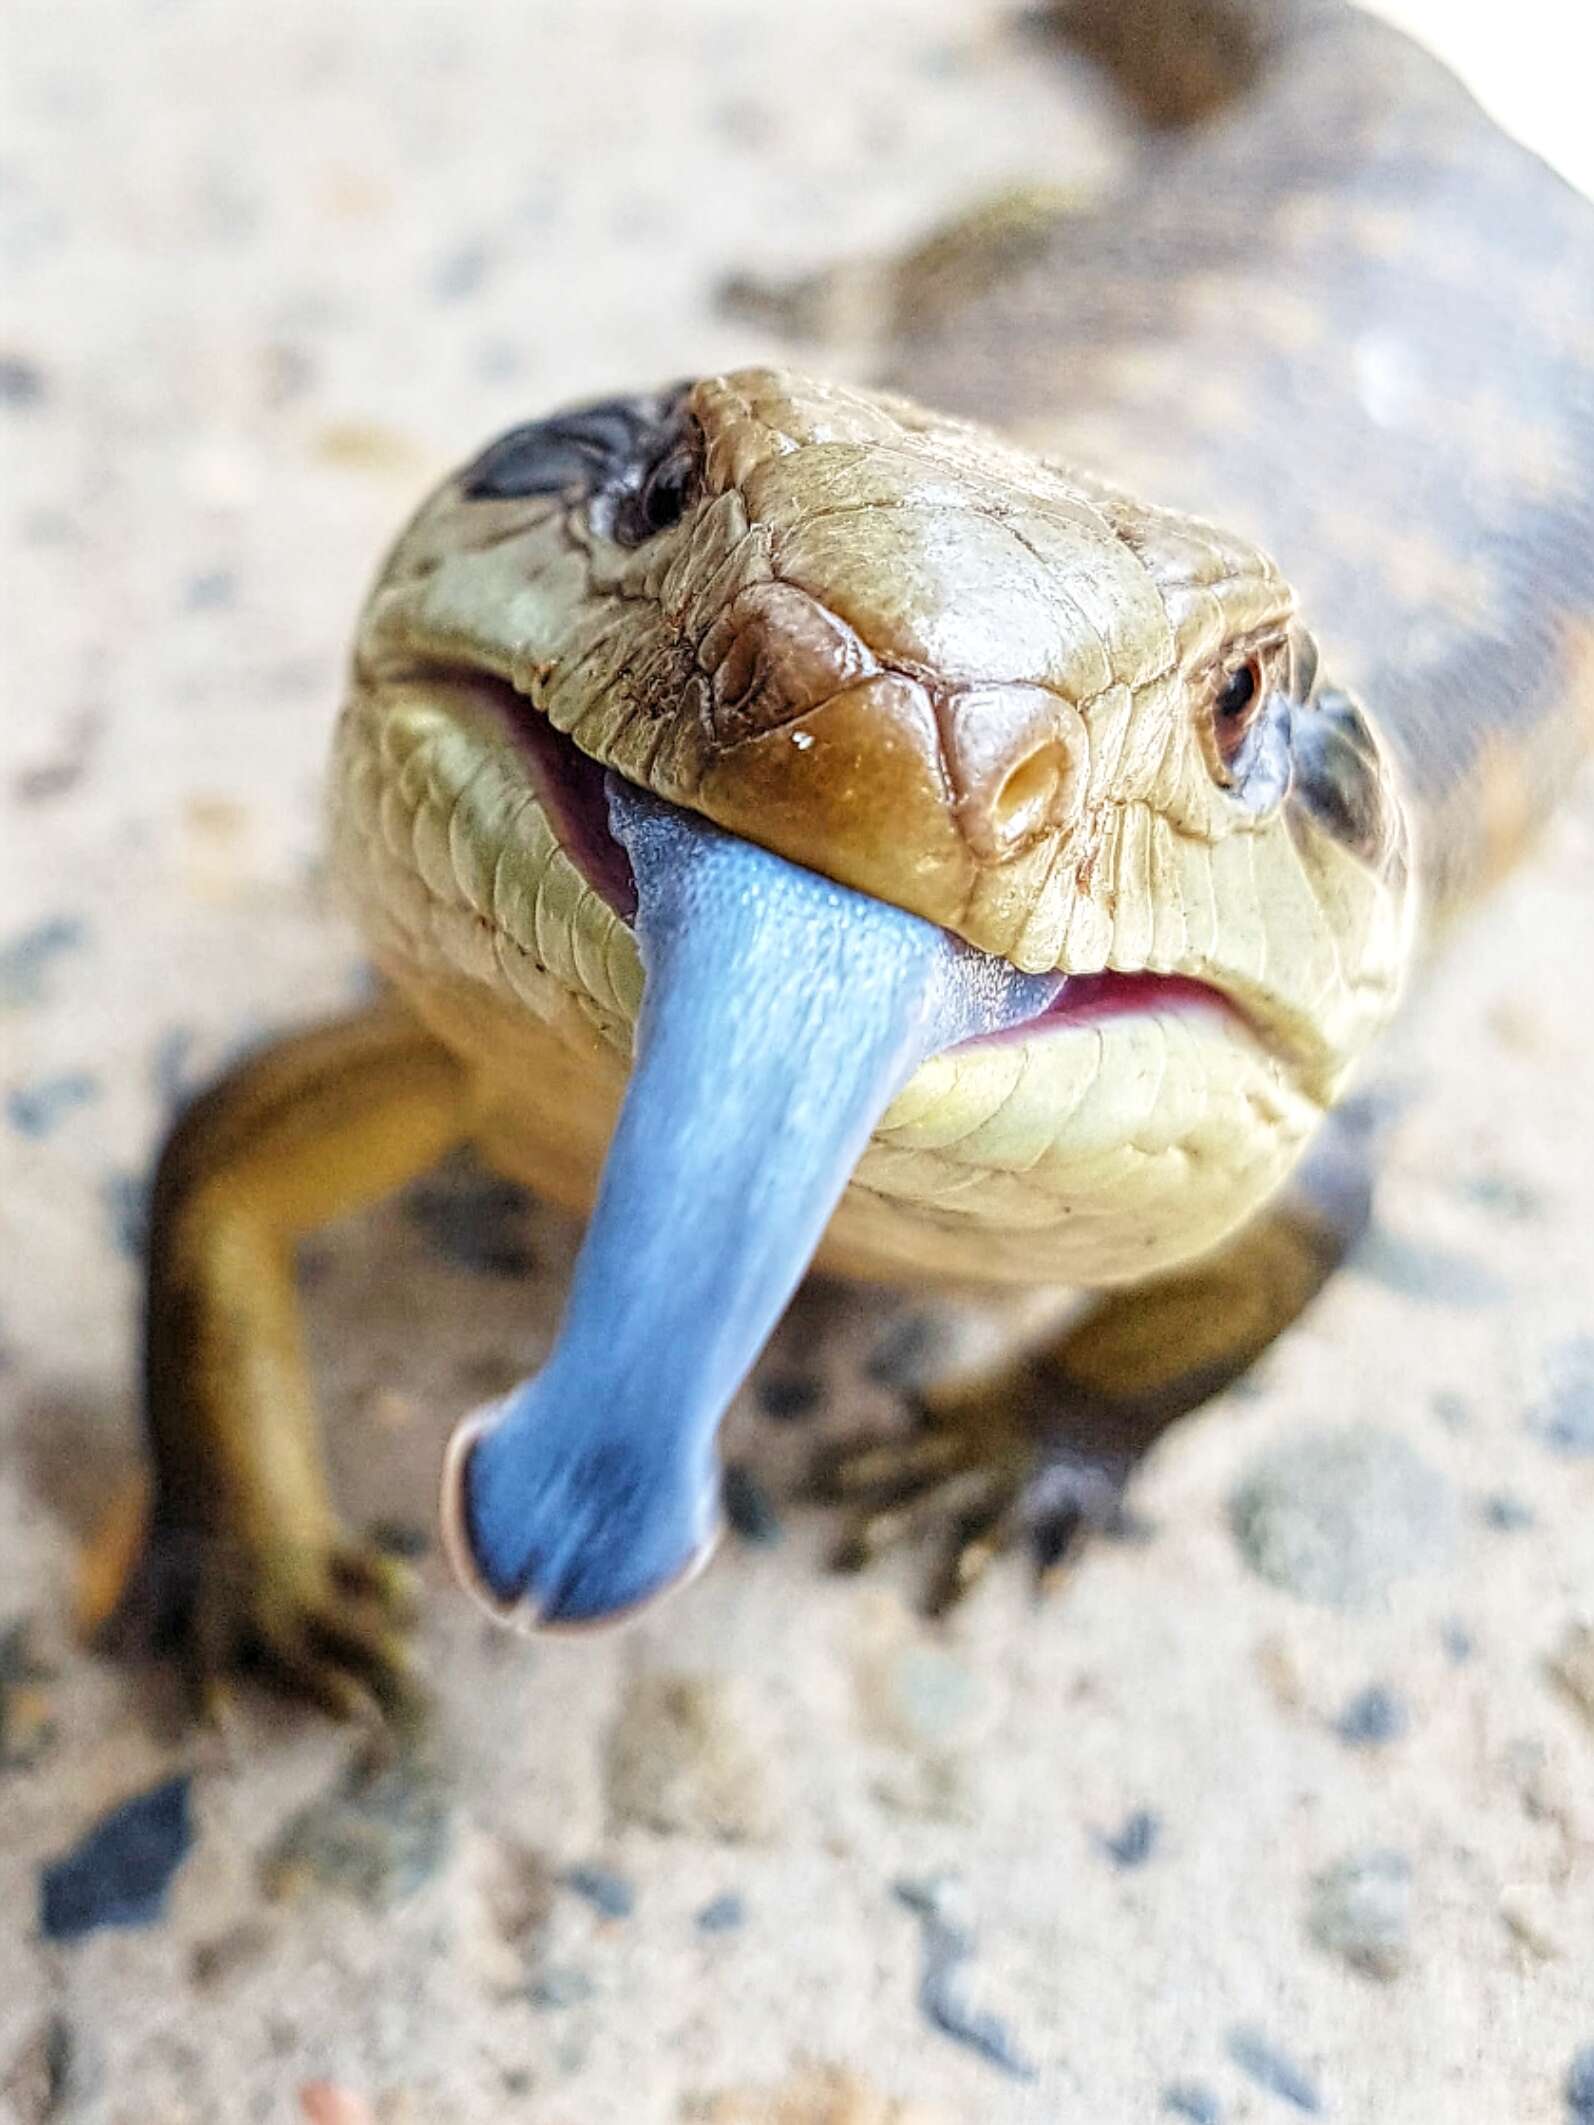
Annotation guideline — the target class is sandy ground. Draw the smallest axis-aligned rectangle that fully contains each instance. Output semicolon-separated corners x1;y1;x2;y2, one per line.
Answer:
2;3;1591;2121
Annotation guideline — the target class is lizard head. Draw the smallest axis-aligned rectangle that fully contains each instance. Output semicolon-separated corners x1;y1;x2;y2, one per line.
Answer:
335;367;1414;1628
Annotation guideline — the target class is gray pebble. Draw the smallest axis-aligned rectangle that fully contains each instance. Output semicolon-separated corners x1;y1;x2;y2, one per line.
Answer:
1431;1390;1470;1431
431;241;493;302
1226;2027;1321;2113
1163;2085;1222;2124
40;1777;192;1941
894;1877;1036;2082
262;1746;453;1910
0;916;87;1009
893;1871;975;1934
1440;1618;1474;1664
1482;1492;1535;1532
1306;1850;1412;1980
561;1863;634;1920
1458;1171;1542;1220
1531;1339;1594;1457
101;1170;150;1260
1353;1228;1507;1307
6;1073;98;1139
0;356;46;406
183;568;236;610
190;1920;272;1990
1229;1424;1456;1607
695;1892;746;1934
529;1965;594;2010
1096;1808;1160;1869
1334;1684;1409;1748
1567;2045;1594;2122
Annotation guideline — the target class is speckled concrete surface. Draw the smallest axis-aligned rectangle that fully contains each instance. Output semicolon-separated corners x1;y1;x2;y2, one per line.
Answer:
2;5;1591;2122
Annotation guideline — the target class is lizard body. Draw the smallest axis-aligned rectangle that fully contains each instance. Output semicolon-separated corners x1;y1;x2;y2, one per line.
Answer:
128;0;1594;1702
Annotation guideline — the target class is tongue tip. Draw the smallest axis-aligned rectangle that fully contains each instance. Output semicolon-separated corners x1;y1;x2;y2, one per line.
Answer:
440;1398;721;1635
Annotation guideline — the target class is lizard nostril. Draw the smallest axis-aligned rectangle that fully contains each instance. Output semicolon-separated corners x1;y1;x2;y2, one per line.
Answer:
990;741;1071;847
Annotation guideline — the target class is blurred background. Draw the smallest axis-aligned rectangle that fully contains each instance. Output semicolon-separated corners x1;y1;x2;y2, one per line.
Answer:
2;3;1590;2121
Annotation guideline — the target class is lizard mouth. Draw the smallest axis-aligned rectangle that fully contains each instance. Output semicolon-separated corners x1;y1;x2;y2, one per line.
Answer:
513;692;640;919
507;688;1244;1043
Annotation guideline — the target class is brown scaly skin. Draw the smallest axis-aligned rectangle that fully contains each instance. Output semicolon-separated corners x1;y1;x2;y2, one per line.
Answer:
121;0;1593;1716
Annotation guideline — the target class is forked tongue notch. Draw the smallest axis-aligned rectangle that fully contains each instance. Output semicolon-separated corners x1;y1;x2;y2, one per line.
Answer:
441;781;1061;1631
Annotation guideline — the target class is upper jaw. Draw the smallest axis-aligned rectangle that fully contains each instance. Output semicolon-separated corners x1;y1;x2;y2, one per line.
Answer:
495;670;1348;1092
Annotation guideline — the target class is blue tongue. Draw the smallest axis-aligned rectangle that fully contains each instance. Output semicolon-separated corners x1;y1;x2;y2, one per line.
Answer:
441;782;1062;1630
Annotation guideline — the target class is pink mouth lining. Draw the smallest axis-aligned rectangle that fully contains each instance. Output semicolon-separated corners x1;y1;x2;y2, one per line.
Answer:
510;700;639;919
965;969;1241;1048
502;696;1239;1042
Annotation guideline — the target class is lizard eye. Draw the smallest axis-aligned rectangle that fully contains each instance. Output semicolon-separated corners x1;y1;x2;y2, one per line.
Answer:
1215;656;1260;733
1209;644;1279;780
460;385;695;510
1204;636;1292;805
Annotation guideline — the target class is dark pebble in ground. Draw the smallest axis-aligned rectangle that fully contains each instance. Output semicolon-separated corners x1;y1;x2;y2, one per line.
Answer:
431;240;493;302
695;1892;746;1934
40;1776;192;1941
0;1619;57;1770
190;1920;272;1990
1566;2046;1594;2122
404;1163;536;1278
1440;1619;1474;1664
1163;2085;1222;2124
6;1073;98;1138
894;1875;1036;2082
1458;1171;1542;1220
756;1374;824;1422
1482;1492;1535;1531
529;1965;594;2010
262;1747;453;1910
0;355;46;406
0;916;87;1008
1531;1339;1594;1457
1229;1424;1456;1608
183;568;237;611
721;1463;781;1544
1226;2028;1321;2114
562;1864;635;1920
101;1170;150;1259
1334;1684;1409;1748
1096;1808;1159;1869
1352;1227;1508;1307
1305;1850;1412;1980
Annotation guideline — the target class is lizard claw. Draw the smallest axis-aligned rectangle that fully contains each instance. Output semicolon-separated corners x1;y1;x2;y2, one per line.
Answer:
113;1519;427;1729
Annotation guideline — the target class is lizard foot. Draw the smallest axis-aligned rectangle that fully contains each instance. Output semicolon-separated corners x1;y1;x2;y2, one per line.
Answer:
112;1519;425;1727
810;1396;1148;1615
